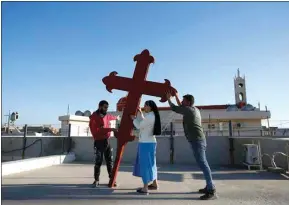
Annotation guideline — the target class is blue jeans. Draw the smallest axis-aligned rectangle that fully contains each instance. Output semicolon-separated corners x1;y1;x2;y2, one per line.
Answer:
189;139;215;190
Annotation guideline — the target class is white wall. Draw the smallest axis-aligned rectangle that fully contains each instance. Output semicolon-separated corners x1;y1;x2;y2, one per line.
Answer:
2;153;76;176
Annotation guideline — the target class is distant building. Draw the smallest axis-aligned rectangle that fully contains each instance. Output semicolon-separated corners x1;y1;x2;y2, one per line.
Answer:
1;125;59;136
262;126;289;136
59;69;276;137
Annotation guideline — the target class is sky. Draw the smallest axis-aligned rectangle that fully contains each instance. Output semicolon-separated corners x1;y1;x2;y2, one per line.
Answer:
2;2;289;127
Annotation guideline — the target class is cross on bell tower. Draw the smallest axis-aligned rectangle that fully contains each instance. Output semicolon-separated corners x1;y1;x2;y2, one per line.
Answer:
234;68;247;104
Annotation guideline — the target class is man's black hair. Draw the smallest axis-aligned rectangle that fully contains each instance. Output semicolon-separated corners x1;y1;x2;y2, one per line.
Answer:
99;100;109;107
183;94;195;105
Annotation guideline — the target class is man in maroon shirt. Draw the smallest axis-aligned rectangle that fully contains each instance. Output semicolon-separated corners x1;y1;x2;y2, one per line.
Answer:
89;100;119;187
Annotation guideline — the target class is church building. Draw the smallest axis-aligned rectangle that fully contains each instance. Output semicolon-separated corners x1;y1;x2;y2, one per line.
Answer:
59;69;271;137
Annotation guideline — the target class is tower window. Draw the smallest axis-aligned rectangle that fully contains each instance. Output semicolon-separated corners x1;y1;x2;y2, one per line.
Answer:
239;92;244;101
238;83;243;88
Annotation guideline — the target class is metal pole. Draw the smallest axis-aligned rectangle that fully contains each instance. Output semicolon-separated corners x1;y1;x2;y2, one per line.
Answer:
21;124;28;159
229;121;235;165
285;142;289;173
62;136;65;154
265;106;270;135
258;140;263;170
6;110;11;134
208;114;211;136
67;124;72;153
170;122;174;164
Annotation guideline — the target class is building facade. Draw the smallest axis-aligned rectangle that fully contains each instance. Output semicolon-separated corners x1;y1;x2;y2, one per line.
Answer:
59;69;271;137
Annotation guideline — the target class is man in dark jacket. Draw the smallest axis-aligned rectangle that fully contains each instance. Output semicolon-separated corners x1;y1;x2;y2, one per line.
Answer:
166;92;217;200
89;100;119;187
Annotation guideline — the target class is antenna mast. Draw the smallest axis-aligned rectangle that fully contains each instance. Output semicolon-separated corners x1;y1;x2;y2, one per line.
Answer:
67;104;70;115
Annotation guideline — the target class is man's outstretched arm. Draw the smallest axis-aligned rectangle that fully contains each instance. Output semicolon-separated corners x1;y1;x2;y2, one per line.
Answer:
167;92;185;115
175;92;182;106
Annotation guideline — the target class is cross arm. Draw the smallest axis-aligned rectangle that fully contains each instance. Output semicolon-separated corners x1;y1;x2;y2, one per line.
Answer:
142;79;178;102
102;71;133;93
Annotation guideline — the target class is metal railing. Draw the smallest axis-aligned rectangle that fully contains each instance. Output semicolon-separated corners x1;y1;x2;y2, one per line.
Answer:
2;121;288;170
62;120;289;137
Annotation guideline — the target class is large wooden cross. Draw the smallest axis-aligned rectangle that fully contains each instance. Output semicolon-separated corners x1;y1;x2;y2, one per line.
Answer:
102;49;177;187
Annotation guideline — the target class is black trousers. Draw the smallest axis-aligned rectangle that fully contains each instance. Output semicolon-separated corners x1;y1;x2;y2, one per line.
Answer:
94;139;113;181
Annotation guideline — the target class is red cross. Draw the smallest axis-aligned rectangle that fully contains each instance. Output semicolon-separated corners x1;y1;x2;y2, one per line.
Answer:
102;49;177;187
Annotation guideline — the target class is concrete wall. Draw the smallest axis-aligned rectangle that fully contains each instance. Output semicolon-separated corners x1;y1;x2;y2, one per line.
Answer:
71;136;173;164
2;135;288;170
1;136;70;162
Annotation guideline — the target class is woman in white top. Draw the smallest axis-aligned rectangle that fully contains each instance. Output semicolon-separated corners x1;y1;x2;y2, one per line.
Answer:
130;100;161;194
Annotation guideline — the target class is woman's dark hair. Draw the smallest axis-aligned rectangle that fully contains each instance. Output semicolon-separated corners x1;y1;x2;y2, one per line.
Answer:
145;100;161;135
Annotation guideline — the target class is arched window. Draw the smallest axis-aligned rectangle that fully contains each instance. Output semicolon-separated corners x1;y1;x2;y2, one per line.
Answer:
239;92;244;101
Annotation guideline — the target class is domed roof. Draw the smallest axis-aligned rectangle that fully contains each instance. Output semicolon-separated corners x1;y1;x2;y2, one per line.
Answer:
117;96;128;111
226;105;239;111
241;104;255;111
117;96;127;104
75;110;83;116
83;110;91;117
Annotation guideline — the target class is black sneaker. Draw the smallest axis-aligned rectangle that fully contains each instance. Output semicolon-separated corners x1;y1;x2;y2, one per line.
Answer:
91;181;99;188
200;190;218;200
198;187;207;194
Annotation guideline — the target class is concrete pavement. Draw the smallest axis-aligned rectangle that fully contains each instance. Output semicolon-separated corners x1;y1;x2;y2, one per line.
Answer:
2;163;289;205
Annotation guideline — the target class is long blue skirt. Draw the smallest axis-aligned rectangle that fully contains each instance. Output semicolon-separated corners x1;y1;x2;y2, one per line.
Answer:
133;143;157;184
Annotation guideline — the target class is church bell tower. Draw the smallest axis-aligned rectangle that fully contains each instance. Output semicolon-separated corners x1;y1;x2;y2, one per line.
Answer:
234;68;247;105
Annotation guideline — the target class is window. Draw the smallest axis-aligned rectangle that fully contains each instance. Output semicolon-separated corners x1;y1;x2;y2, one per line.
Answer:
238;83;243;88
239;92;244;101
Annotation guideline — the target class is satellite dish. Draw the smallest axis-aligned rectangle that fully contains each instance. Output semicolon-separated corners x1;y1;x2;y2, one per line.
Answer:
75;110;83;116
241;104;255;111
83;110;91;117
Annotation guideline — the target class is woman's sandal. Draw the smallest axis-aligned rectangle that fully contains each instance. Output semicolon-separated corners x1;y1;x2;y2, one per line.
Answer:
136;188;149;195
148;184;159;190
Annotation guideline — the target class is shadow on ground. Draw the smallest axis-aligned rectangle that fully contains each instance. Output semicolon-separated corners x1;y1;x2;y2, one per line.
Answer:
3;164;287;201
119;165;288;181
192;171;288;180
2;184;199;200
